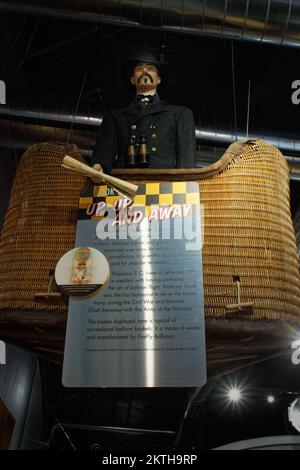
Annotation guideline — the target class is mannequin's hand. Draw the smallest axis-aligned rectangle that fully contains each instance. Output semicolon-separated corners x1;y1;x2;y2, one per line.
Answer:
93;163;103;173
91;163;104;183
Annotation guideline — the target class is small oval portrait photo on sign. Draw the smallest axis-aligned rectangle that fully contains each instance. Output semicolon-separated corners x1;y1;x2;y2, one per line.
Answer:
55;247;110;298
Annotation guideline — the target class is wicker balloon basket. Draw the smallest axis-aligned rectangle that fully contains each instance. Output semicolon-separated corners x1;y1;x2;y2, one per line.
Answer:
0;139;299;377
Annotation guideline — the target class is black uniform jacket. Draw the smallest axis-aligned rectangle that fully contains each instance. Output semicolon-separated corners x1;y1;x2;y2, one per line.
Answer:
91;95;196;172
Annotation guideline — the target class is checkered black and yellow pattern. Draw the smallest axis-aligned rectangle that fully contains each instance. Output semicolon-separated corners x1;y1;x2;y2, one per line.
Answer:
78;181;199;220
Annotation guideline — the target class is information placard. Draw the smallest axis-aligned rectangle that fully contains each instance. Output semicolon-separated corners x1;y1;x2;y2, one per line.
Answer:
62;182;206;387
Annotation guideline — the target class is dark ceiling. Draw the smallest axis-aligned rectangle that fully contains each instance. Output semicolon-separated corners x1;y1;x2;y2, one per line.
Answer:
0;6;300;450
0;9;300;214
1;12;300;134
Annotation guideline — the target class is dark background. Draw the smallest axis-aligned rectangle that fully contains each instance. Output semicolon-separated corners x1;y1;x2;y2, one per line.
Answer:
1;14;300;131
0;4;300;450
1;12;300;213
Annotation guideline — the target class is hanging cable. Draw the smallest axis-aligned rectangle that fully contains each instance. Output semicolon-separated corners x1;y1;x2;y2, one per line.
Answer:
10;18;40;87
230;41;238;140
0;16;28;78
66;71;88;145
246;79;251;138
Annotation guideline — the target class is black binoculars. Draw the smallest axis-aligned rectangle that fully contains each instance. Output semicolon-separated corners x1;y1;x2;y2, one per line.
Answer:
127;134;149;168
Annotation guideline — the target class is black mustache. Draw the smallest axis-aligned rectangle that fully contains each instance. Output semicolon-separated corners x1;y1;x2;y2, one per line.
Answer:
137;72;153;83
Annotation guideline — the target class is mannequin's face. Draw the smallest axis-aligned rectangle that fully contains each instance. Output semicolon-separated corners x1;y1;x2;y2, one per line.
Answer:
130;63;161;93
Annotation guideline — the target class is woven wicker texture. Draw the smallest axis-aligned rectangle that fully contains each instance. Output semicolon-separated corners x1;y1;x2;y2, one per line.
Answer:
0;142;84;312
201;143;300;323
0;139;299;351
